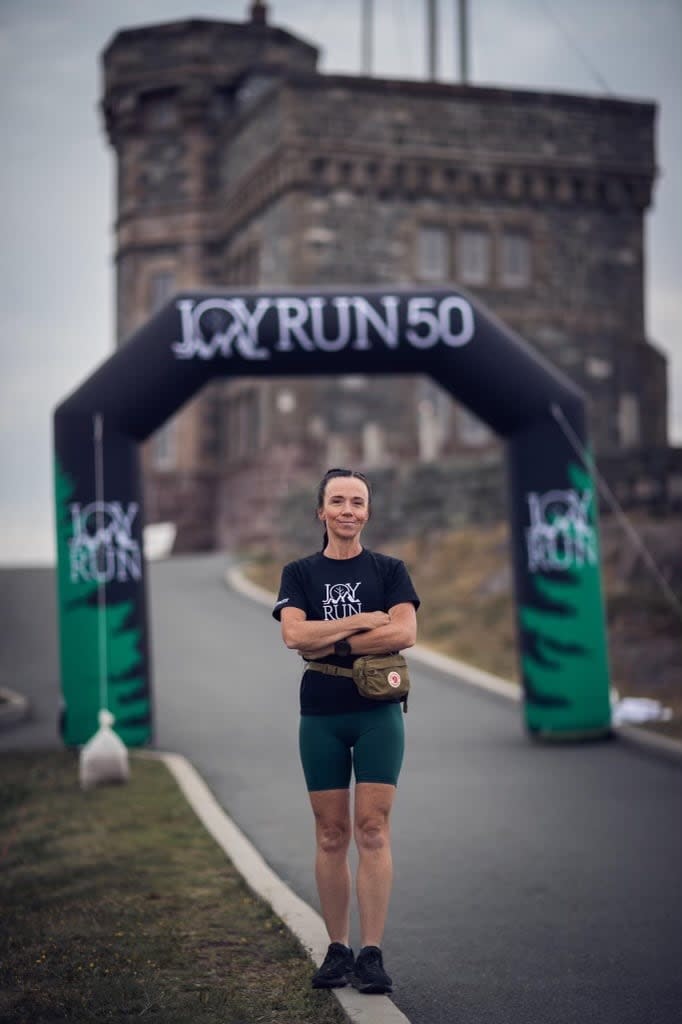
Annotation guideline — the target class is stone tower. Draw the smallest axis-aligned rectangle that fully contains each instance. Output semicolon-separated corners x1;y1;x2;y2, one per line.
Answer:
101;7;320;548
102;4;667;550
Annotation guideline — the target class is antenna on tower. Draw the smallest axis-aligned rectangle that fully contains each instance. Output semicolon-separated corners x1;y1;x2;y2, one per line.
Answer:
249;1;268;25
427;0;438;79
362;0;373;75
458;0;470;83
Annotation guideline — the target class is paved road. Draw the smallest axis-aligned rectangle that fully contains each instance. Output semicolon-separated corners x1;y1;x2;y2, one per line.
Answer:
2;557;682;1024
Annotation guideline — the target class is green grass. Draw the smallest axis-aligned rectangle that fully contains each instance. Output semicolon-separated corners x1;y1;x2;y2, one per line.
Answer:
0;751;346;1024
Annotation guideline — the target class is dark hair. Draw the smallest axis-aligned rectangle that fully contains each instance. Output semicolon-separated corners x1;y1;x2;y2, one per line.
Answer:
317;467;372;551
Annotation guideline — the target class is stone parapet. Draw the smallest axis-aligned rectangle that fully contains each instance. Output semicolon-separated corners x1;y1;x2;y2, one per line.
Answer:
101;18;318;114
282;72;656;175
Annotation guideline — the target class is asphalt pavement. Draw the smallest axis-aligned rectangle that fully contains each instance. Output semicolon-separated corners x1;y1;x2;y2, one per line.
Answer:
2;556;681;1024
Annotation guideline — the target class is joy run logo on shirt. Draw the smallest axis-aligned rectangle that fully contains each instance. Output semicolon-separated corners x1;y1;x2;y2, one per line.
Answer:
323;582;362;620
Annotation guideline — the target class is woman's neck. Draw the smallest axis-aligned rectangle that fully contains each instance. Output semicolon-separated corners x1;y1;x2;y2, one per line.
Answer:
323;538;364;560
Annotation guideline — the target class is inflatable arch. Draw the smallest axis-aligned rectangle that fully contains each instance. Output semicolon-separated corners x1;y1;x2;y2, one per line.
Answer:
53;286;612;746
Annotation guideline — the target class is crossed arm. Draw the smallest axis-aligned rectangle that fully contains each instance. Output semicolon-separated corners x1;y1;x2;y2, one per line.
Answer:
280;603;417;661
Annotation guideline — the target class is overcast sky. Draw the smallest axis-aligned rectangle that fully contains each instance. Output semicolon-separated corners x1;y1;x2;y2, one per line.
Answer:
1;0;680;564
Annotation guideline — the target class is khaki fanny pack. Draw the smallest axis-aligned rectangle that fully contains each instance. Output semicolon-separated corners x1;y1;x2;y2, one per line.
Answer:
306;653;410;712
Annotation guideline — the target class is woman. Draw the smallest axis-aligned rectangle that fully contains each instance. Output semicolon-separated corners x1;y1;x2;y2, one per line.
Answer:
273;468;419;994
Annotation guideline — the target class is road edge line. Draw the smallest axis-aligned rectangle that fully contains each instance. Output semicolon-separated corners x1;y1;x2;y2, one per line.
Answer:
135;749;413;1024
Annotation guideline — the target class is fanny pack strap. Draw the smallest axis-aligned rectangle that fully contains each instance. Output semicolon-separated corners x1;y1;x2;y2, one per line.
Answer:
305;660;355;678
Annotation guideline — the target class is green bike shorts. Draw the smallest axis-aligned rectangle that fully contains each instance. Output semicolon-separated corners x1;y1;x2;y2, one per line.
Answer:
299;703;405;792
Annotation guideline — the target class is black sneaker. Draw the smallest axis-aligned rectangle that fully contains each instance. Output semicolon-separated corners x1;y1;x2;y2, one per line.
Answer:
311;942;354;989
351;945;393;994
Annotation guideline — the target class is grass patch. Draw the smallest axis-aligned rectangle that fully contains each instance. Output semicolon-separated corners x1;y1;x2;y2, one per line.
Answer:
0;751;346;1024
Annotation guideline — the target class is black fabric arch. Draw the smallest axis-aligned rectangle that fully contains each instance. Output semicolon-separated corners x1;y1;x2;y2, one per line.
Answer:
53;286;612;745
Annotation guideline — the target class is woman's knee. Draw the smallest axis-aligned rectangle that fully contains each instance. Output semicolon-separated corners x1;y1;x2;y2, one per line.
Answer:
316;817;351;855
355;814;390;853
310;788;351;855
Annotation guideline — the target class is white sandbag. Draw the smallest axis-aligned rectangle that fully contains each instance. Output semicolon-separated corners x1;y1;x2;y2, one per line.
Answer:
611;696;673;726
79;710;130;789
144;521;177;561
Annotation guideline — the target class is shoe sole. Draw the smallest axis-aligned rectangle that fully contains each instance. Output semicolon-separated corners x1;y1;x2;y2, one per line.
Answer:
351;979;393;994
312;975;351;989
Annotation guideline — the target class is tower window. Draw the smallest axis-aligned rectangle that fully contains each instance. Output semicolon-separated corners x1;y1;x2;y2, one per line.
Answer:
144;94;177;130
417;226;449;281
500;231;531;288
225;389;261;461
153;420;177;470
618;393;640;449
148;271;175;313
457;228;490;286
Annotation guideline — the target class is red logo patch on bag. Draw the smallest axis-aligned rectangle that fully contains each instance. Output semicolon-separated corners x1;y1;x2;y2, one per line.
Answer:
388;671;402;688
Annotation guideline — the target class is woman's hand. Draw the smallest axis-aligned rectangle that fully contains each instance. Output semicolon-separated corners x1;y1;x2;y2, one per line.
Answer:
281;607;390;651
355;611;391;631
296;616;388;660
346;603;417;655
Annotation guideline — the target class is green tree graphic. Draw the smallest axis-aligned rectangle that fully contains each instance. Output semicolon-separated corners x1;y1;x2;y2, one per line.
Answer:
520;462;611;734
54;459;151;746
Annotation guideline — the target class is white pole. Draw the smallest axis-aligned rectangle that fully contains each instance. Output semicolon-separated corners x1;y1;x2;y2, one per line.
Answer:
79;411;129;788
93;413;109;713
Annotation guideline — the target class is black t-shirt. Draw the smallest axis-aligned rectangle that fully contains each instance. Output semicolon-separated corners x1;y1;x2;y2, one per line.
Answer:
273;548;420;715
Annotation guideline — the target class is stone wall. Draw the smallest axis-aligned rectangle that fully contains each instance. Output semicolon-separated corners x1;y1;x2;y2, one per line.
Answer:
271;455;507;556
215;70;662;461
598;446;682;514
287;74;654;171
143;468;218;552
261;445;682;560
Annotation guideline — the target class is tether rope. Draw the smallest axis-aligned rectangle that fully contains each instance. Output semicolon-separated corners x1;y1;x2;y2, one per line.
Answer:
534;0;613;95
550;402;682;622
93;413;110;712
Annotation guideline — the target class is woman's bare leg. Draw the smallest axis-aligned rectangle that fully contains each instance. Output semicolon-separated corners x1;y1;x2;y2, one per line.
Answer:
354;782;396;948
309;788;352;944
